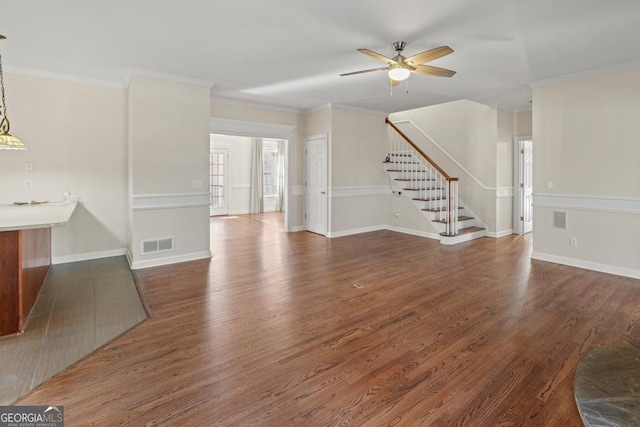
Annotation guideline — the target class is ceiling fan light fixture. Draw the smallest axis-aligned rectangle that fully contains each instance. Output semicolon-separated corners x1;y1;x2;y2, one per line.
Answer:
388;65;410;81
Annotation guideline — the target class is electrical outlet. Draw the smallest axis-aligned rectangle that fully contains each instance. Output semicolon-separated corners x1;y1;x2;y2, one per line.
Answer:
25;162;34;172
192;180;202;189
570;237;578;247
24;180;33;189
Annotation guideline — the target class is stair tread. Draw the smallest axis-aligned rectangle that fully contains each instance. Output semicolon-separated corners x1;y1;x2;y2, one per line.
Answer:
413;197;446;201
433;216;474;223
395;178;436;182
440;226;485;237
422;207;464;212
384;161;420;164
403;187;444;191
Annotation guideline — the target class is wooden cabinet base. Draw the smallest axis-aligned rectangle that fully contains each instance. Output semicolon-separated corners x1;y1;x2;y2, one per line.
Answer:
0;228;51;336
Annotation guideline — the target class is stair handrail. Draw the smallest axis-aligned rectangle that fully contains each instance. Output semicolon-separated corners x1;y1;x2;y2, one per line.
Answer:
385;117;458;182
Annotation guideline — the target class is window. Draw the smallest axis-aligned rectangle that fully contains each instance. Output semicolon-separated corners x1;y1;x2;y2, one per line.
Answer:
262;140;280;197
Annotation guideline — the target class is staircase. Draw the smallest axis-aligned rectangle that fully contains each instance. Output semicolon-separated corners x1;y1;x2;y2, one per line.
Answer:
385;118;485;245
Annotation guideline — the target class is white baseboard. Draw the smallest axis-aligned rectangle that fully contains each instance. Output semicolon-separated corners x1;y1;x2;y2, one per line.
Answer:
531;251;640;280
384;225;441;241
290;226;305;232
53;248;127;265
129;250;212;270
326;224;441;241
485;229;514;238
230;209;250;215
327;225;386;238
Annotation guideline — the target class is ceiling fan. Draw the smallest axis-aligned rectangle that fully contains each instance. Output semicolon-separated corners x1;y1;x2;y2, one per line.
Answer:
340;41;456;86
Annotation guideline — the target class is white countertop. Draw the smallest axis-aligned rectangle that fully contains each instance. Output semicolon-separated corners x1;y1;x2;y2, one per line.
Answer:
0;201;78;232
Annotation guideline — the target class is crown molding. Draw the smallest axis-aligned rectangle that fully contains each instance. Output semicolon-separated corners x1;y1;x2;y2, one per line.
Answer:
210;117;295;139
301;102;388;116
513;105;533;113
331;103;388;117
4;66;126;89
529;60;640;88
302;103;333;114
211;96;300;114
127;68;213;89
5;66;217;91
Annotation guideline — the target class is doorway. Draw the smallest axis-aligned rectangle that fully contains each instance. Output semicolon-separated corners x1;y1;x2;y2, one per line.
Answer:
514;136;533;234
210;118;295;232
209;135;286;217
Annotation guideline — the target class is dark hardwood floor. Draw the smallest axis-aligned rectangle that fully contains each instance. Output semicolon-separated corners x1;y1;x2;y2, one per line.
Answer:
16;214;640;426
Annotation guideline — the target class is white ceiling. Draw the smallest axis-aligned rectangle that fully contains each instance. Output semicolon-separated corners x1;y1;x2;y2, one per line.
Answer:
2;0;640;114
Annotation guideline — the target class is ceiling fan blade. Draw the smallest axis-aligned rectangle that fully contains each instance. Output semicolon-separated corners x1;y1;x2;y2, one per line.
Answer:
357;49;398;64
404;46;453;65
411;64;457;78
389;78;401;87
340;67;388;77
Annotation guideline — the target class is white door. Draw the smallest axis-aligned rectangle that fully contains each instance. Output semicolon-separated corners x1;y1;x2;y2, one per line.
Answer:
521;139;533;233
305;135;328;235
210;147;229;216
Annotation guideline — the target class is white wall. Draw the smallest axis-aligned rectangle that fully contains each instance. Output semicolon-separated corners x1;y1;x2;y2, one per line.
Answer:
129;76;211;269
532;67;640;278
0;73;128;262
329;107;389;235
515;110;532;136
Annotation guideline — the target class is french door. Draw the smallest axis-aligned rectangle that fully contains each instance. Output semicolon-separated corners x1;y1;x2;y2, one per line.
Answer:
514;137;533;234
210;147;229;216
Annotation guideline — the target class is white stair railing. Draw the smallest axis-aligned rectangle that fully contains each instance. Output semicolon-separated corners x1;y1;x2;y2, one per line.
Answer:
386;118;459;236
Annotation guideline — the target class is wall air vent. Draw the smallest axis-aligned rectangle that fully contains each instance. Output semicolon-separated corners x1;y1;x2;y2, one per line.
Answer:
141;237;174;254
553;211;567;229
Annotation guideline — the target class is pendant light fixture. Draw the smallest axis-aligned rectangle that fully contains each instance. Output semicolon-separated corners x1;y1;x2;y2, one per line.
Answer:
0;35;26;150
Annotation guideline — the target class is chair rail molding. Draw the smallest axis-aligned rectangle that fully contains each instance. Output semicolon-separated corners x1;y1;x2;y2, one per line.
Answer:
132;193;210;211
533;193;640;215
